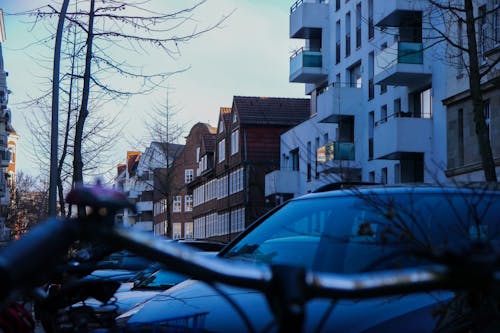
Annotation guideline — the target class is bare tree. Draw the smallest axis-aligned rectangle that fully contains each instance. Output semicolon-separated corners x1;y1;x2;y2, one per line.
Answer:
17;0;231;214
142;89;186;237
424;0;500;181
5;171;49;239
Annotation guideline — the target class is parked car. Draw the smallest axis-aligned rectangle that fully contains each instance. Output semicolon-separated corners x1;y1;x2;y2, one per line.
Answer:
54;240;226;331
117;184;500;332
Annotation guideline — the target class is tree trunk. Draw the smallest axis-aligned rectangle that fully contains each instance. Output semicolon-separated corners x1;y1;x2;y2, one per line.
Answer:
73;0;95;186
464;0;497;181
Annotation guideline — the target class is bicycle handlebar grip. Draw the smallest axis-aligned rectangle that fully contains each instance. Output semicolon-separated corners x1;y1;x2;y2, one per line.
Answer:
0;218;79;299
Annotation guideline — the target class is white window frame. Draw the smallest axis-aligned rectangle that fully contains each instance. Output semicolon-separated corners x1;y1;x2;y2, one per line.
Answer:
218;139;225;163
185;169;194;183
173;195;182;212
231;130;239;155
184;194;193;212
172;223;182;240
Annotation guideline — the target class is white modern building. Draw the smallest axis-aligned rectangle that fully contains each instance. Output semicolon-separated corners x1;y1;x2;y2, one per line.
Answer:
266;0;499;200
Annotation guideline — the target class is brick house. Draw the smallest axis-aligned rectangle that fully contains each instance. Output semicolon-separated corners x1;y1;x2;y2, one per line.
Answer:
154;123;216;238
192;96;310;241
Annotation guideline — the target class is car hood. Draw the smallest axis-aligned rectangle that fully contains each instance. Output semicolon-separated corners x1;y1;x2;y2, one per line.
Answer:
121;279;454;332
76;289;162;315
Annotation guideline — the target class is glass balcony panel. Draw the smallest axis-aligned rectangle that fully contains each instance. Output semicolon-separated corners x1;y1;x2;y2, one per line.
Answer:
398;42;423;64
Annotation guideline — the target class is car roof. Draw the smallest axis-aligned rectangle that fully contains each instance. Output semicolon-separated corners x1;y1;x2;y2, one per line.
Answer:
294;183;500;201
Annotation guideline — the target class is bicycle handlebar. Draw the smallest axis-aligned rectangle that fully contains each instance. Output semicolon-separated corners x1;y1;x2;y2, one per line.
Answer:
1;184;498;332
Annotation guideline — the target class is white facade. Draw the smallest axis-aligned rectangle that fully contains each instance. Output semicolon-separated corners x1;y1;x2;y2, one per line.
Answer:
267;0;498;198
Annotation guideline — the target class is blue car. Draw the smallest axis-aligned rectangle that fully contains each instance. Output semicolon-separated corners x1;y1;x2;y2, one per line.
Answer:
118;185;500;332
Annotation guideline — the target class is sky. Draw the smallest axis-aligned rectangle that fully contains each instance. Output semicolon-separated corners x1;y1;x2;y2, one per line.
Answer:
1;0;305;179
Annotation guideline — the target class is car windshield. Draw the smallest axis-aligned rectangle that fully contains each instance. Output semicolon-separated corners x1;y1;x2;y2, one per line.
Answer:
224;190;500;274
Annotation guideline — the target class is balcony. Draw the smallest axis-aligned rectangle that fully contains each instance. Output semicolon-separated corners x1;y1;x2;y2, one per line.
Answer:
290;0;329;39
317;85;362;123
374;42;431;87
289;48;327;83
133;221;153;232
374;0;426;27
265;169;300;197
317;141;361;175
136;200;153;212
373;114;432;160
0;149;10;167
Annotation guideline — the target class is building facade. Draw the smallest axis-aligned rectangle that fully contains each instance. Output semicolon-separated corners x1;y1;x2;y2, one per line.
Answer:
266;0;499;201
0;9;12;242
158;123;216;239
192;97;310;241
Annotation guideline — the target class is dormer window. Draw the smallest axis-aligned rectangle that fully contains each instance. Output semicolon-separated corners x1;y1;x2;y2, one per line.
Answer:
218;120;224;133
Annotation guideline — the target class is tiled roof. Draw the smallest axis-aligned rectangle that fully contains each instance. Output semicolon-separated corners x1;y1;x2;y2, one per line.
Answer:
152;142;184;158
233;96;310;126
202;133;216;153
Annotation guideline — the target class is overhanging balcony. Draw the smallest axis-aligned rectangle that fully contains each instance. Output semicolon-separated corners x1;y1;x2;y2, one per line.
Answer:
374;42;431;87
373;115;432;160
317;141;361;174
136;200;153;212
317;85;362;123
289;48;327;83
265;169;300;197
374;0;426;27
290;0;329;39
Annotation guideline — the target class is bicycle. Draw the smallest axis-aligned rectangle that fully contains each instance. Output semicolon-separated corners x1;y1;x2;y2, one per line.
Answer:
0;183;499;332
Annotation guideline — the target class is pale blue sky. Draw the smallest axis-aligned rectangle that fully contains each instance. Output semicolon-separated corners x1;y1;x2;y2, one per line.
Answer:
2;0;304;178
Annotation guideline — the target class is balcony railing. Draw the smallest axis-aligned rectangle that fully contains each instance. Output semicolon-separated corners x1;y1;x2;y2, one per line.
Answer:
317;142;355;163
290;0;328;13
375;42;423;76
290;47;322;73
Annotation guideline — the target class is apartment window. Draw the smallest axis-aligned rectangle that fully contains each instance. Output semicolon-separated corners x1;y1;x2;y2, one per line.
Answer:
421;88;433;118
218;119;224;133
336;20;341;64
394;164;401;184
184;223;193;239
355;3;362;49
458;108;464;166
307;141;312;182
368;52;374;100
484;99;491;140
172;223;182;240
185;194;193;212
495;0;500;46
368;0;374;39
196;147;200;162
336;0;340;11
394;98;401;116
368;111;374;160
231;130;239;155
380;105;388;123
291;149;300;171
380;84;387;94
348;62;362;88
457;20;464;77
345;12;351;57
232;112;237;123
218;139;225;162
185;169;194;183
478;5;487;62
368;171;375;182
315;137;320;178
173;196;182;212
381;167;388;184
